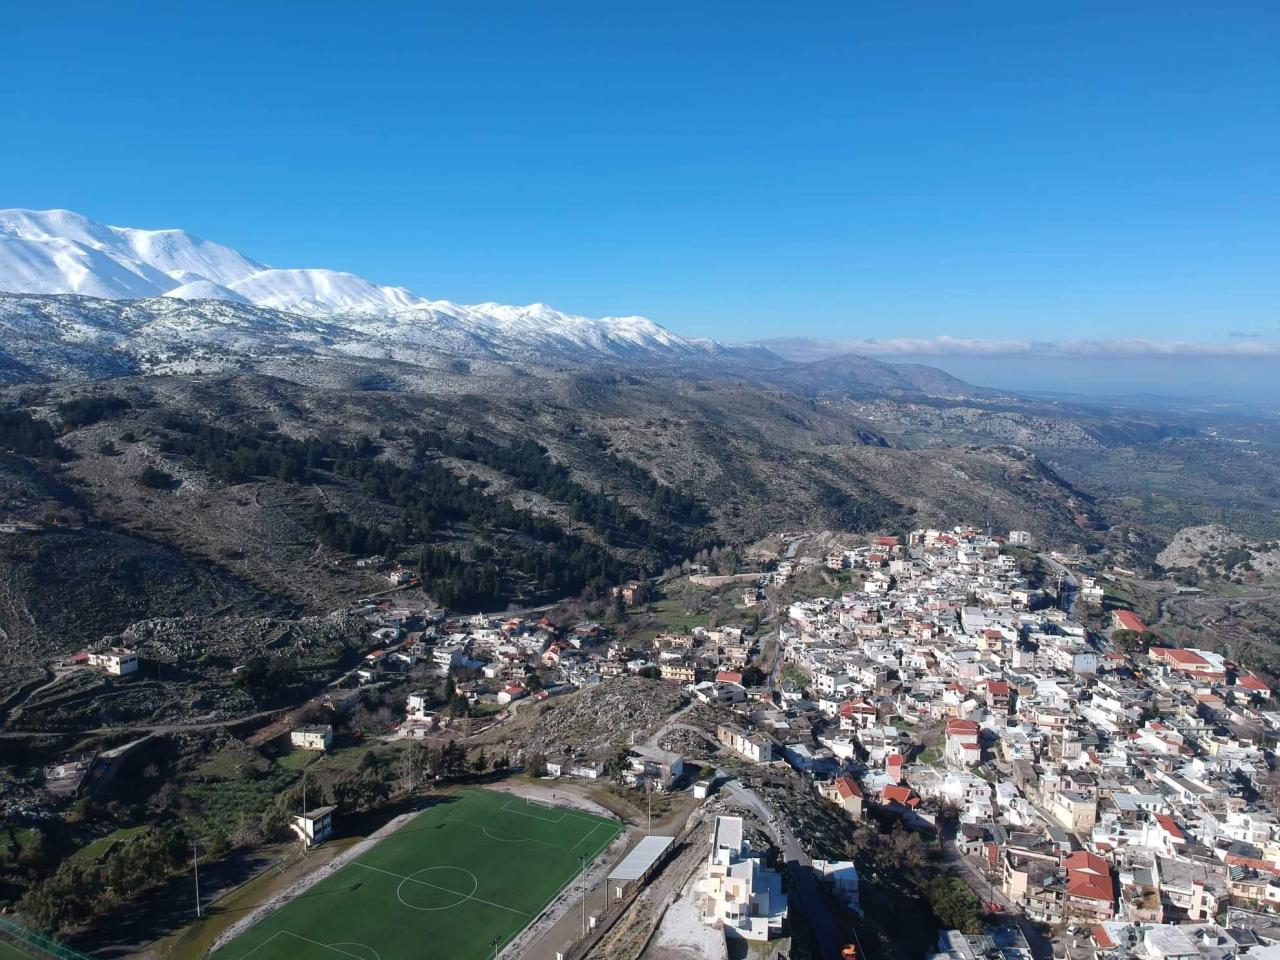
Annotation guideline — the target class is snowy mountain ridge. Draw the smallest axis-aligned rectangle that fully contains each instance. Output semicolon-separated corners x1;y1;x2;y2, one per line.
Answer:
0;208;709;358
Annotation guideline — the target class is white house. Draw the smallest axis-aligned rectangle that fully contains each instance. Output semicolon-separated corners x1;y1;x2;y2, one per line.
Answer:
627;746;685;791
812;859;861;912
405;689;434;719
290;725;333;752
292;806;335;847
89;648;139;676
696;816;788;941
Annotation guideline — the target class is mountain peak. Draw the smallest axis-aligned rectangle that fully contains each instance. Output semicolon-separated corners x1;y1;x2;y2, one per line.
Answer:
0;209;697;358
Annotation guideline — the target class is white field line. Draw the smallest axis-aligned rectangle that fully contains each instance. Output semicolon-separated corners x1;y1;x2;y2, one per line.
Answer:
278;932;380;960
572;821;603;851
494;818;622;960
352;861;530;917
231;929;286;960
500;799;567;823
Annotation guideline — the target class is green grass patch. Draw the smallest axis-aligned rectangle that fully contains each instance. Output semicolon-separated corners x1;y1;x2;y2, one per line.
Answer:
1208;581;1248;598
918;747;943;767
0;940;41;960
212;788;622;960
275;749;320;772
640;597;706;632
781;664;811;688
313;740;404;772
68;824;148;865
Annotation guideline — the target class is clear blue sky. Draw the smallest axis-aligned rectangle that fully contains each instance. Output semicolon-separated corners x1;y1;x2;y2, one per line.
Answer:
4;1;1278;347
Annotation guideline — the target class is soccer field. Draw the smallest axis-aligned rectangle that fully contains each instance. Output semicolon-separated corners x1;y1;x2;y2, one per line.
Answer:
213;789;622;960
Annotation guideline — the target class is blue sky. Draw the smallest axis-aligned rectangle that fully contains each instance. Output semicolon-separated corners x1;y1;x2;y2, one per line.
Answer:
3;1;1278;357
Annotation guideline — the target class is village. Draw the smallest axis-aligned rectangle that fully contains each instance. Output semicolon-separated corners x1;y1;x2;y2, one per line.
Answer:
275;525;1280;960
13;523;1280;960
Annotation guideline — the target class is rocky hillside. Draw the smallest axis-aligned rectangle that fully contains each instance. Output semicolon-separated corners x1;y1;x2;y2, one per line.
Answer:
0;362;1105;678
1158;524;1280;580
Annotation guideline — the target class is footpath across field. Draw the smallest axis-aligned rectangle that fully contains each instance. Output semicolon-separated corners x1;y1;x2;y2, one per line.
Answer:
213;788;621;960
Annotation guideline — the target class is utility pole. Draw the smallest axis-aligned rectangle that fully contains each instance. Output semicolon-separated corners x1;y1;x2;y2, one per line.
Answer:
192;839;202;919
579;853;587;935
302;769;308;851
646;780;653;836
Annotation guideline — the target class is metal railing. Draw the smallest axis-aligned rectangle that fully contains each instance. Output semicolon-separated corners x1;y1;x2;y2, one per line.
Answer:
0;916;96;960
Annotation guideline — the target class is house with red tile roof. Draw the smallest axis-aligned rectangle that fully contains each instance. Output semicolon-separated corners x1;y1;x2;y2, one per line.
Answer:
1111;610;1147;634
819;774;865;819
1149;646;1227;681
881;783;921;811
1063;851;1114;919
1235;671;1272;699
838;698;879;730
944;718;982;767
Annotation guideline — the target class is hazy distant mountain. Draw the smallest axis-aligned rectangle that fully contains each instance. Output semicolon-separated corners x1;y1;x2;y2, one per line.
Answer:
759;351;995;399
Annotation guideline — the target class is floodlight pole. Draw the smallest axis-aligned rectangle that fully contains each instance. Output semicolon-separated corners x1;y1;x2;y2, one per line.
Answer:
302;770;309;852
193;839;202;919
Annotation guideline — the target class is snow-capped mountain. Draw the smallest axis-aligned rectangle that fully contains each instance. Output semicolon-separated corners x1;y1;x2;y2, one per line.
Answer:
0;287;747;385
0;209;712;364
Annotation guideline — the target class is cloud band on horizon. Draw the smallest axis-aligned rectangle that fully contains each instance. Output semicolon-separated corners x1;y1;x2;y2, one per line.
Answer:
757;335;1280;362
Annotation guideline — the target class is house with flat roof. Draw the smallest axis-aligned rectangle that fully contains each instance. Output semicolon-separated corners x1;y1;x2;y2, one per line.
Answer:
696;816;787;941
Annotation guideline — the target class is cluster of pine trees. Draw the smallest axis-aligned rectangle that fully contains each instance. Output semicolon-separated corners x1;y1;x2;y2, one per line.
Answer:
158;418;369;485
411;429;693;551
56;396;131;428
152;419;707;610
20;826;191;931
0;409;64;460
311;509;393;558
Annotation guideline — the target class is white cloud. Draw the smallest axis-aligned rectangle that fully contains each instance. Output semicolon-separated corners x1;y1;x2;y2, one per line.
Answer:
756;335;1280;361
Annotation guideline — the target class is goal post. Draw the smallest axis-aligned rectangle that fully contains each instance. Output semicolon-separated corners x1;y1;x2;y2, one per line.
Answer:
526;795;556;810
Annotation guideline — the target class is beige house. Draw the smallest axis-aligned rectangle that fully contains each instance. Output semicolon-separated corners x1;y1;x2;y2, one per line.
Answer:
1048;789;1097;833
717;724;777;764
292;806;335;847
89;648;139;676
660;660;698;684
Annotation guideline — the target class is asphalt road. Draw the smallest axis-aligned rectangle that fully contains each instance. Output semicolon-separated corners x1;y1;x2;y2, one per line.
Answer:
938;825;1052;960
1038;553;1079;616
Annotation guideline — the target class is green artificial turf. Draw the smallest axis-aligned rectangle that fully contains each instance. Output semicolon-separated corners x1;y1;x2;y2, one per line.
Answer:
213;788;621;960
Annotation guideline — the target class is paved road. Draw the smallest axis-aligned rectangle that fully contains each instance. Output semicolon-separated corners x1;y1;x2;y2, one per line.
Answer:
938;827;1051;960
0;707;285;740
1038;553;1078;617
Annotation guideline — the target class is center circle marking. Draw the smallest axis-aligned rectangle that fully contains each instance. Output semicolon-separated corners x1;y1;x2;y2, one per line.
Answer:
396;866;480;911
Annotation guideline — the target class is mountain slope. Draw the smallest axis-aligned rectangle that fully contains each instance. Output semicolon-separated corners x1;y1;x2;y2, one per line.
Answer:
0;209;729;357
0;210;990;398
759;351;996;399
0;292;752;380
